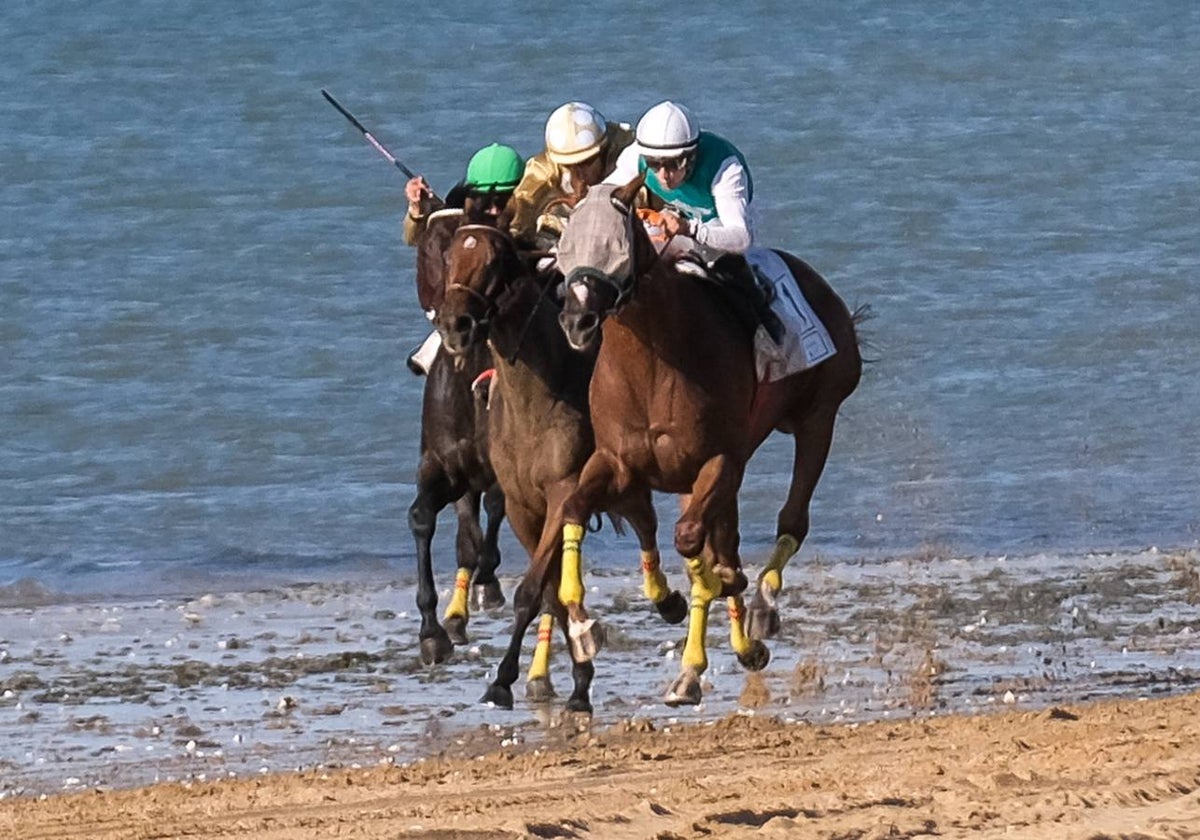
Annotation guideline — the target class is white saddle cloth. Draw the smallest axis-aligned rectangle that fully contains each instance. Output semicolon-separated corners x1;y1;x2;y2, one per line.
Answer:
746;248;837;383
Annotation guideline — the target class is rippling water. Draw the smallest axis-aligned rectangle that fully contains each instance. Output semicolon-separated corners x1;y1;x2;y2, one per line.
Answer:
2;2;1198;600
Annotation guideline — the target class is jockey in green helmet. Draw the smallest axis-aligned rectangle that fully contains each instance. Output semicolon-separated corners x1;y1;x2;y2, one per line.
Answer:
402;142;524;374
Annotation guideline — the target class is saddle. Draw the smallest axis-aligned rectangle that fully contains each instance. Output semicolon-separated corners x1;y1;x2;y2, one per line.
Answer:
696;253;786;345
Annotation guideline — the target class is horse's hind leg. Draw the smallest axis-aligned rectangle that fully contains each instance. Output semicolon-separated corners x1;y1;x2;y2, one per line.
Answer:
410;461;457;665
471;483;506;611
612;490;686;625
747;410;838;641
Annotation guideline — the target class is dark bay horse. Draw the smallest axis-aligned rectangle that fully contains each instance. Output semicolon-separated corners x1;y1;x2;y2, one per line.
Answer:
553;177;862;705
408;210;507;666
434;222;686;713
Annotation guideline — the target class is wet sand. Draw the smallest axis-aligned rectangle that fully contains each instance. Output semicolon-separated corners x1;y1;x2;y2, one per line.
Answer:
2;547;1200;837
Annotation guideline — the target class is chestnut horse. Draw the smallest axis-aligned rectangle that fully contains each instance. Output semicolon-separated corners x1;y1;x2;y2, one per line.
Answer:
435;222;686;713
554;177;862;705
408;211;506;666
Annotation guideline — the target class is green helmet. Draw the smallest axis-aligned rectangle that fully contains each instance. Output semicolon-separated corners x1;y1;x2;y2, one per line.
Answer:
465;143;523;192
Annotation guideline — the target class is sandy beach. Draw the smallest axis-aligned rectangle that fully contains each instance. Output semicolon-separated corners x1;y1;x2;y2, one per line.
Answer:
3;688;1200;839
3;546;1200;837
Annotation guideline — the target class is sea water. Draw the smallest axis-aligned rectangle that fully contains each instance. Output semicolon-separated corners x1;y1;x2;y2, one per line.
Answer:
2;2;1197;596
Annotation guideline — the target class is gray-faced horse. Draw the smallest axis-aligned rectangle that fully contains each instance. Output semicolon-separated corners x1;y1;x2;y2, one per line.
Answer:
553;177;862;705
434;221;687;713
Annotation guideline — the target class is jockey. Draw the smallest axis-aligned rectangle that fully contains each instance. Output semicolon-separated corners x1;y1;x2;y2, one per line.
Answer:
605;100;754;260
509;102;634;246
604;100;780;341
403;143;523;374
403;142;524;245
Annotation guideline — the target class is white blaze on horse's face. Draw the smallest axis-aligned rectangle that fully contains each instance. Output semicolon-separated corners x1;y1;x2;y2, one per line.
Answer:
570;281;590;306
555;183;635;288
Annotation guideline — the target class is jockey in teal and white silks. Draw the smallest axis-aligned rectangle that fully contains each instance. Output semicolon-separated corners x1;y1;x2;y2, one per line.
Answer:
604;100;755;260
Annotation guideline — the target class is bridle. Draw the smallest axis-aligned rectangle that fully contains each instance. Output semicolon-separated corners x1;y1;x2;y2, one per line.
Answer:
444;224;509;334
444;224;551;365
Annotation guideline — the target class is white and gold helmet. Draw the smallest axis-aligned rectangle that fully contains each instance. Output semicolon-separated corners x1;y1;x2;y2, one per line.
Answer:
544;102;608;165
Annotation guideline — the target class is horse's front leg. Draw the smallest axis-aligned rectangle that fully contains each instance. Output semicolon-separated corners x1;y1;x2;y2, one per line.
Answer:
481;503;547;709
664;553;723;706
560;454;622;662
747;412;836;641
665;454;747;705
409;459;456;665
673;454;748;597
444;493;482;645
524;612;557;703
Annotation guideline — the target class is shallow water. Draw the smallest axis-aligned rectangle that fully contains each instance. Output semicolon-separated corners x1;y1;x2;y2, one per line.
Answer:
3;3;1199;602
3;546;1198;797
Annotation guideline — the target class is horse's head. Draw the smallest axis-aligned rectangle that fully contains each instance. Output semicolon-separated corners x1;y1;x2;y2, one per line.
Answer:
555;175;646;351
435;224;523;356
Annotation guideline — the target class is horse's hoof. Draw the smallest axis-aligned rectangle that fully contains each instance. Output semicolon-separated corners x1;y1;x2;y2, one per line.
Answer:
471;581;506;612
565;695;593;715
481;683;514;709
419;631;454;666
746;602;781;641
443;614;469;646
568;618;605;662
525;676;557;703
737;639;771;672
663;671;703;707
655;591;688;625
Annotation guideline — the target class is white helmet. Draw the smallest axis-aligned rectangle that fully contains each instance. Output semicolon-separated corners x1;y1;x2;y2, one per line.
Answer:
544;102;607;165
635;101;699;156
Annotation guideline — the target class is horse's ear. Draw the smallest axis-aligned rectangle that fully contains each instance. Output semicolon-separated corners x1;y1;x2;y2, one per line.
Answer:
612;172;645;211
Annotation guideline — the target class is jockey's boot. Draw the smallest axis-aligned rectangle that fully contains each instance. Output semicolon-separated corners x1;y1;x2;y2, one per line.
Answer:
710;254;786;345
407;330;442;376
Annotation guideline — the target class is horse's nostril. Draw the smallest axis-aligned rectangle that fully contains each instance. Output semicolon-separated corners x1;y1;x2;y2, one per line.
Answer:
578;313;599;334
454;315;474;335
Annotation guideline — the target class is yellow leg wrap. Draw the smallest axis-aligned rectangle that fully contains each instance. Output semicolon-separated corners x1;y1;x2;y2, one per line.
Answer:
527;613;554;681
727;596;752;658
760;534;800;594
559;523;586;607
641;549;670;603
681;556;722;674
442;568;471;621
